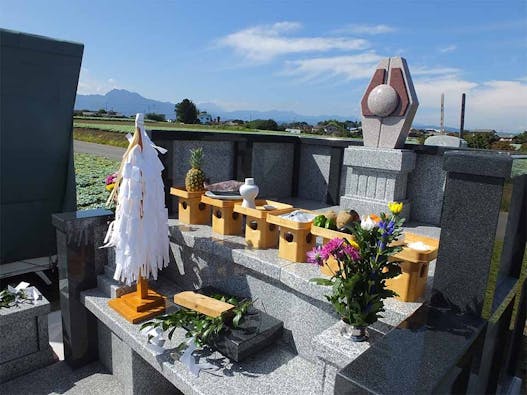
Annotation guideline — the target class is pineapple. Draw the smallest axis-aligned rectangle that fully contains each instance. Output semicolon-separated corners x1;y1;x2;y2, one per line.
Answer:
185;148;206;192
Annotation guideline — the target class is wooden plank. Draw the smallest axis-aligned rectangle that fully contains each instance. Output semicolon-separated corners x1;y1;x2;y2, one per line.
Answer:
173;291;235;318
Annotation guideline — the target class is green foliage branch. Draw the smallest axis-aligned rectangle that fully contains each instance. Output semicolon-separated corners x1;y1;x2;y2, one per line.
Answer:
141;294;253;348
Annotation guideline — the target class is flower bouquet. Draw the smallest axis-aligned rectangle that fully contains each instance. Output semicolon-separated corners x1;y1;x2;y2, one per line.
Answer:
309;202;405;341
105;172;117;192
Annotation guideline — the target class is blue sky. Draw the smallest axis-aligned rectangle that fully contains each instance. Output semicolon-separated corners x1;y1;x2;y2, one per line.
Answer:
1;0;526;131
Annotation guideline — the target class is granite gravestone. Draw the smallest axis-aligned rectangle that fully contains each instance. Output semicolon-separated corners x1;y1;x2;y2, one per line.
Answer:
425;135;468;148
340;57;418;217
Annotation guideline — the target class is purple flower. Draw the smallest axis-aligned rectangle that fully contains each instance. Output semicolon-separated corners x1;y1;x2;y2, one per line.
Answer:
342;244;361;261
378;219;395;237
322;238;344;258
307;246;325;266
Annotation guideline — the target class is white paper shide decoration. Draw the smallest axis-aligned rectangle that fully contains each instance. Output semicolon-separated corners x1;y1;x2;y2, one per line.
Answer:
103;113;169;285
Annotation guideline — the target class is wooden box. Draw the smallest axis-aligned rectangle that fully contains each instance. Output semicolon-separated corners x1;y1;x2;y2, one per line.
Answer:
267;210;316;262
387;232;439;302
234;200;294;249
201;194;243;235
170;187;210;225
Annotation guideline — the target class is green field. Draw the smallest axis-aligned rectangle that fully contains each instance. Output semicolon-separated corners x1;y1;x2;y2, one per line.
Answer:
74;153;119;210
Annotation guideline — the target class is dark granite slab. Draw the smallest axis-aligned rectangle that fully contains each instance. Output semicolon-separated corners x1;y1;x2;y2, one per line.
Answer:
334;303;486;394
179;287;284;362
210;307;283;362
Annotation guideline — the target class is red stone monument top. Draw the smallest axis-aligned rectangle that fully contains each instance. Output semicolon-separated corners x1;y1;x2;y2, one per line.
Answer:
360;57;419;149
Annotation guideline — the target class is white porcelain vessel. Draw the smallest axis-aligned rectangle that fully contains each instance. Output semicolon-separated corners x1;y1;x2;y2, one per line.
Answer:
239;178;259;209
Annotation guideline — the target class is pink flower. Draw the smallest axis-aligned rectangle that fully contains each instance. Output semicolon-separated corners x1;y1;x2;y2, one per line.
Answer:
105;172;117;185
342;243;360;261
307;246;326;266
322;238;344;258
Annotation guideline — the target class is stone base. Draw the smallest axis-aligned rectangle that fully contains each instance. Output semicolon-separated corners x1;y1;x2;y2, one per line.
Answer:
341;146;415;217
193;287;284;362
0;296;57;383
340;195;411;219
0;347;57;383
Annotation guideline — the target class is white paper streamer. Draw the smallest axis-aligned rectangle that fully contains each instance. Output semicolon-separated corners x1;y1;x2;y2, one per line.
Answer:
179;338;217;377
5;281;42;304
140;326;166;356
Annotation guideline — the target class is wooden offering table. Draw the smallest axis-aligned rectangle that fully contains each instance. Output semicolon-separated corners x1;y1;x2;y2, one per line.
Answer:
201;194;243;235
387;232;439;302
267;210;317;263
234;200;293;249
170;187;210;225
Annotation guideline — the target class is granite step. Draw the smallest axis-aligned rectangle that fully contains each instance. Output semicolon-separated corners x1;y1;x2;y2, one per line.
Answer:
82;287;321;395
165;218;429;362
0;360;123;395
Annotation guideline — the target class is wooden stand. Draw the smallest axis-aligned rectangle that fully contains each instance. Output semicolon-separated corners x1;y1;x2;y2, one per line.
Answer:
386;232;439;302
170;187;210;225
267;210;316;262
234;200;293;249
108;276;166;323
201;195;243;235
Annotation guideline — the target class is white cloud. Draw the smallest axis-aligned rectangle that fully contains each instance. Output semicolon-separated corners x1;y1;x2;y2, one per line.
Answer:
412;66;461;76
218;22;369;62
77;68;119;94
282;53;383;83
414;75;527;131
438;45;457;53
333;24;396;35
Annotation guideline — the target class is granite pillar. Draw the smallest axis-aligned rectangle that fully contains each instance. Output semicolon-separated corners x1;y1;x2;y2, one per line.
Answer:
340;146;415;218
52;209;113;368
431;151;512;314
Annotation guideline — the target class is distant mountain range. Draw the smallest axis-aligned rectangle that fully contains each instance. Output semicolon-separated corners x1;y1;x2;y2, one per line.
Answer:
75;89;357;124
75;88;463;131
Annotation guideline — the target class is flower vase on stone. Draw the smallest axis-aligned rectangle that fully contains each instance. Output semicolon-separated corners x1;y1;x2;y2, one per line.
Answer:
239;178;259;209
308;202;406;342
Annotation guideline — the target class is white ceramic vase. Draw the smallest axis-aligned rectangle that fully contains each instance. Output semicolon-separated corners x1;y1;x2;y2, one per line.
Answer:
239;178;259;209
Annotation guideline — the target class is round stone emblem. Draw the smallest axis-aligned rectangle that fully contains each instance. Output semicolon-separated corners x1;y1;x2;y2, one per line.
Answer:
367;84;399;117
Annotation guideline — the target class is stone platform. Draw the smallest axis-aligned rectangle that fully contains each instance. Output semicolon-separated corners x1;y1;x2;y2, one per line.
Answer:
78;215;439;394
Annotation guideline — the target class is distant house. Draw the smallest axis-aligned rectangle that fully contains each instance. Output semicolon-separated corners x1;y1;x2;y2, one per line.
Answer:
324;125;339;134
498;133;516;142
198;112;213;124
472;129;497;134
285;128;301;134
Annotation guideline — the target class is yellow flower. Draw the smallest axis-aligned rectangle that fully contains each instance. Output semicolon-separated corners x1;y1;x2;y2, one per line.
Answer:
348;239;359;249
105;183;115;191
388;201;403;215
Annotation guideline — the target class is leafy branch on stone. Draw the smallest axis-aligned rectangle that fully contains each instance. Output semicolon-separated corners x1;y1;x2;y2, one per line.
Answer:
141;294;253;347
0;288;29;309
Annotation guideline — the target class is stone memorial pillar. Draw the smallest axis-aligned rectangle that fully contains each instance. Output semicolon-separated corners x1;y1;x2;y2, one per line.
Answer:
340;57;418;218
52;209;113;368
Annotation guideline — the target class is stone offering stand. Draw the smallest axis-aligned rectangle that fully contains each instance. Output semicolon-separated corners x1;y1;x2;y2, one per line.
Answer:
81;214;433;395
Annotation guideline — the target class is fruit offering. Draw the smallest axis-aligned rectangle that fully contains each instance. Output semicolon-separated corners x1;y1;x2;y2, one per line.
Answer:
185;147;206;192
313;209;360;234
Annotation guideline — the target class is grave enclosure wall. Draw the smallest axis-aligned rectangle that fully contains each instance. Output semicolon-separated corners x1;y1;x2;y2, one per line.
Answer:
152;130;458;226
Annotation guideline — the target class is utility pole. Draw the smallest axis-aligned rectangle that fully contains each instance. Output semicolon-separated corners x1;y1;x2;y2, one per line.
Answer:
440;93;445;135
459;93;466;139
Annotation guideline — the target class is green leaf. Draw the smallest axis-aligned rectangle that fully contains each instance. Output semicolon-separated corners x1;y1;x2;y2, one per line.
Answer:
310;278;333;286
